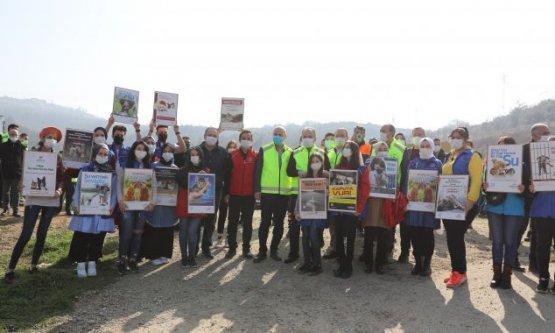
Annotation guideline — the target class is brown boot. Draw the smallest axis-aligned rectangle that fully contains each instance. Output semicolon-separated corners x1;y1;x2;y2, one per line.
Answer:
500;265;512;289
490;263;502;288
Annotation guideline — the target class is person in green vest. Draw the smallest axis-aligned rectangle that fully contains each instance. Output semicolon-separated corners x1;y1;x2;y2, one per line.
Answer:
253;126;294;263
284;127;330;264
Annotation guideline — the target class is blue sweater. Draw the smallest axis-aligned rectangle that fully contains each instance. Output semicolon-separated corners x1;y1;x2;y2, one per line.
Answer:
486;193;525;217
405;156;442;229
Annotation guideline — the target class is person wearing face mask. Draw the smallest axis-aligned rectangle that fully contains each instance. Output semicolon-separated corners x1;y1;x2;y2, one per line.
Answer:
253;126;294;263
0;124;25;217
105;115;143;168
215;140;239;241
4;127;65;284
115;141;154;275
395;133;407;147
403;138;443;277
67;144;117;278
330;141;363;278
138;143;179;266
175;147;209;268
223;130;258;259
442;127;483;288
146;122;187;162
173;136;192;168
433;138;447;163
19;133;29;150
323;132;336;152
285;127;330;264
142;136;157;161
196;127;229;259
352;126;372;163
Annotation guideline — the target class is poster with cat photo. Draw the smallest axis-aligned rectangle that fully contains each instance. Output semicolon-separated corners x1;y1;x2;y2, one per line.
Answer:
22;151;57;197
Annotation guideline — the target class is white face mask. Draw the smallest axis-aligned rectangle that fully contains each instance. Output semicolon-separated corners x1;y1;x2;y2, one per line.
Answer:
205;136;218;146
95;155;109;165
342;147;352;158
21;140;28;146
540;135;551;142
412;137;423;146
377;151;388;158
310;162;322;171
190;155;200;165
240;140;252;149
135;150;147;160
147;144;156;154
9;136;18;143
419;148;433;159
94;136;106;145
302;137;314;148
336;137;346;147
44;138;57;149
162;152;174;162
449;138;464;150
380;132;388;142
227;148;235;154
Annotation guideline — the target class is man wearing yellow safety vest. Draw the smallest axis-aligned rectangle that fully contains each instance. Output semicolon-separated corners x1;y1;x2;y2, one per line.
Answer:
253;126;294;263
284;127;330;264
323;128;349;260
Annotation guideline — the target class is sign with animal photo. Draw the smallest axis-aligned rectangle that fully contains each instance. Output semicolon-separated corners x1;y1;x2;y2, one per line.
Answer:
328;169;358;213
22;151;57;197
123;169;153;210
153;91;178;126
407;169;438;213
368;156;398;199
154;167;178;206
299;178;327;219
188;173;216;214
219;97;244;131
112;86;139;124
435;175;469;221
486;145;523;193
79;172;112;215
62;129;94;169
530;141;555;191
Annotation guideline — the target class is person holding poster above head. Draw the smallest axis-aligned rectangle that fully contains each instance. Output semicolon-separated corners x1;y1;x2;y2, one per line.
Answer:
146;121;186;162
68;144;117;278
484;136;526;290
404;138;442;277
253;126;294;263
153;91;178;127
116;141;154;275
4;127;65;284
441;127;483;289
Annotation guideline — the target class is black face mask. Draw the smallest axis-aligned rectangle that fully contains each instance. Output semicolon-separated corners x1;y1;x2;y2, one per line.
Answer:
113;136;124;145
158;134;168;143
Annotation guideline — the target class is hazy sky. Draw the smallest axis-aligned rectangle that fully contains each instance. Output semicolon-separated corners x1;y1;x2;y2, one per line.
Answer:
1;0;555;130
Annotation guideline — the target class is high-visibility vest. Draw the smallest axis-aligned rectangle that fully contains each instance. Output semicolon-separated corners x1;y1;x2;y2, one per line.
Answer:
328;148;343;169
260;143;294;195
291;145;325;194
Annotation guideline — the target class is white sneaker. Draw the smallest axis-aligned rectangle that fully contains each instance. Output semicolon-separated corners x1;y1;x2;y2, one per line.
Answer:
151;258;164;266
87;261;97;277
160;257;169;264
77;262;87;278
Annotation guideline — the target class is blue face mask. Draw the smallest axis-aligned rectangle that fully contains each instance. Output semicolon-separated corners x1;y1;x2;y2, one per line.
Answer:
273;135;284;145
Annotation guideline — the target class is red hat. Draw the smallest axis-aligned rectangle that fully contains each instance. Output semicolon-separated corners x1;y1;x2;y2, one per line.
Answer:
39;127;63;141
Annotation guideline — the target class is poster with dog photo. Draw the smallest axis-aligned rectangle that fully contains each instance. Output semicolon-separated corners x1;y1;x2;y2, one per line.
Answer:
112;86;139;124
435;175;469;221
62;129;94;169
22;151;57;197
153;91;179;126
328;169;358;213
188;173;216;214
299;178;327;219
154;167;178;206
79;172;112;215
368;156;397;199
530;141;555;191
220;97;244;131
123;168;153;210
407;169;438;213
486;145;522;193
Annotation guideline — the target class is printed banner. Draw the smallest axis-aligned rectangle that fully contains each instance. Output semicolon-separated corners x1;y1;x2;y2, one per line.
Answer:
328;169;358;213
112;86;139;124
154;167;178;206
79;172;112;215
368;156;398;199
435;175;469;221
22;151;57;197
486;145;523;193
62;129;94;169
407;169;438;213
153;91;178;126
530;141;555;191
299;178;327;219
219;97;244;131
123;168;153;210
188;173;216;214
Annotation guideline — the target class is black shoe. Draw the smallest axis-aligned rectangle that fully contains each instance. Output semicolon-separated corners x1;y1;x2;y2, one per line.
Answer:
4;271;15;284
203;250;214;260
333;266;344;278
375;265;385;275
65;210;73;216
225;251;236;259
323;252;338;260
298;263;312;273
253;253;267;263
284;255;299;264
364;264;374;274
1;209;8;216
398;252;409;264
341;267;353;279
128;260;139;273
420;257;432;277
13;212;21;218
411;256;423;276
270;252;282;262
536;278;549;293
513;261;526;272
189;257;198;268
309;265;323;276
242;251;254;259
117;263;127;275
28;266;38;274
181;258;189;267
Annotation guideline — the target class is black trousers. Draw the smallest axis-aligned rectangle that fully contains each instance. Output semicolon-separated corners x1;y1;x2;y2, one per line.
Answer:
287;194;300;258
217;197;228;234
399;218;411;254
335;214;357;269
70;232;105;262
200;187;223;252
140;224;174;260
410;226;435;257
258;194;289;254
443;205;477;273
59;177;75;213
227;195;255;253
534;217;555;279
364;226;389;266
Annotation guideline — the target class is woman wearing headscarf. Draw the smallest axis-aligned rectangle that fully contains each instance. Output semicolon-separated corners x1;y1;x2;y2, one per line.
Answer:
68;144;117;277
4;127;65;284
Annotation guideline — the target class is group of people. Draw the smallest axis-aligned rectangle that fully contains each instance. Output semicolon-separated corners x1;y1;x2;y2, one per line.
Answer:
2;117;555;295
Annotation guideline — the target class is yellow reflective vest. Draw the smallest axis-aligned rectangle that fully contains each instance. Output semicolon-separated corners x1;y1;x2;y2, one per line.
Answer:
260;143;294;195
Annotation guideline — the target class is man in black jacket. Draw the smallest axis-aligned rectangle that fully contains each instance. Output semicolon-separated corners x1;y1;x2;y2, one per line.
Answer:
0;124;25;217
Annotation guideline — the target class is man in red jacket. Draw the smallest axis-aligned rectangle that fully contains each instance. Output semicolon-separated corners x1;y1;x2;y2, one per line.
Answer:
224;130;258;259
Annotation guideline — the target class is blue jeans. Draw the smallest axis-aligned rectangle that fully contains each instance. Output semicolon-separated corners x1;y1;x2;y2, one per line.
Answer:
301;223;323;266
8;205;56;269
487;212;524;266
179;217;202;259
119;212;146;263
